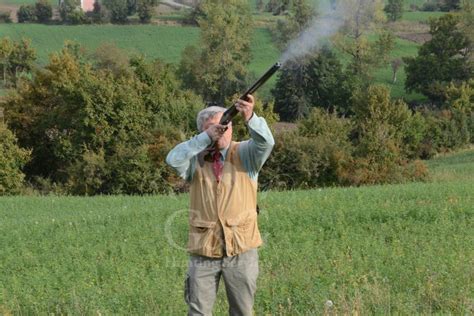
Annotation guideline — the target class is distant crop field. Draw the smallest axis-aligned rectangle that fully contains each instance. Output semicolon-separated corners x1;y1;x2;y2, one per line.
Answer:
1;0;36;5
0;149;473;314
402;11;446;22
0;24;279;77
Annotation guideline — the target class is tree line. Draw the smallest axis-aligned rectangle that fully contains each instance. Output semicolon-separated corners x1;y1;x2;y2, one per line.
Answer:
14;0;158;24
0;0;472;195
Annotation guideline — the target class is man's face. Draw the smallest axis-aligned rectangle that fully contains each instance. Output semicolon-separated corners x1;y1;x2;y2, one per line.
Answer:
203;112;233;150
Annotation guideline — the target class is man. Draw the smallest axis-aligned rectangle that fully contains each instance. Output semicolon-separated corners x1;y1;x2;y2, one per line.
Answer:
166;95;274;315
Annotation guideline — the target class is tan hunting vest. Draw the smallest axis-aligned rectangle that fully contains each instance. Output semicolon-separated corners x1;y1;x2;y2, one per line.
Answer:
188;141;263;258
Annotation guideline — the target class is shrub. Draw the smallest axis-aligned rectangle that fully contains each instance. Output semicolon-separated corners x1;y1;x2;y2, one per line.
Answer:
260;109;353;190
420;109;471;156
35;0;53;23
59;0;89;24
0;11;12;23
346;85;429;184
4;43;204;195
0;122;31;195
421;2;440;11
17;5;36;23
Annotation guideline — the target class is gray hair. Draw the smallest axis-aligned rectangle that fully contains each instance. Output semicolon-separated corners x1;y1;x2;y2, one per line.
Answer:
196;106;227;132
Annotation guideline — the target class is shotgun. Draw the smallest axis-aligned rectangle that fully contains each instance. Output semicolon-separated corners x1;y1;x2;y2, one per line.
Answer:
206;62;281;151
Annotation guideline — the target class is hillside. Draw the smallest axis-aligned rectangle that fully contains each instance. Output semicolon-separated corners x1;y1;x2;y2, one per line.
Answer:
0;22;428;100
0;149;472;314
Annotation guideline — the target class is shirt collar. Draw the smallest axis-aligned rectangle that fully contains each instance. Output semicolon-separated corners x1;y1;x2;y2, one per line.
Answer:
220;143;230;161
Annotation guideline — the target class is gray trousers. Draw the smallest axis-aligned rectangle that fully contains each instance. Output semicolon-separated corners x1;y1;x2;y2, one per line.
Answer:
184;248;259;316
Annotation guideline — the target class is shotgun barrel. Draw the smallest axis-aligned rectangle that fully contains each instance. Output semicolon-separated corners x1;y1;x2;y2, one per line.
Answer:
219;62;281;126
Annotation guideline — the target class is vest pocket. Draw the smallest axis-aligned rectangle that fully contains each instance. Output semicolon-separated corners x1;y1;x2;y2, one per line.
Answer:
188;219;217;254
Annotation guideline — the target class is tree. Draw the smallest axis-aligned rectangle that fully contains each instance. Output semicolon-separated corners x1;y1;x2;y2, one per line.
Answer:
0;38;13;86
0;38;37;87
440;0;461;11
265;0;290;15
404;14;473;103
272;59;311;121
4;42;204;194
137;0;158;23
272;0;315;49
334;0;394;86
384;0;404;21
103;0;129;23
273;47;352;121
17;4;36;23
349;85;427;182
0;122;31;195
391;58;403;83
34;0;53;23
59;0;81;23
178;0;253;104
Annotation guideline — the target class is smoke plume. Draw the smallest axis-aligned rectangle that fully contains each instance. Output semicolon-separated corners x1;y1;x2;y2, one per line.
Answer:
279;2;345;65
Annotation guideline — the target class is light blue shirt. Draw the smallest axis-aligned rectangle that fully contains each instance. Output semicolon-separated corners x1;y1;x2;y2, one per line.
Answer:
166;113;275;182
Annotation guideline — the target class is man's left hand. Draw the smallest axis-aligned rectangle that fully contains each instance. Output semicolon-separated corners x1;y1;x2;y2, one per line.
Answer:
235;94;255;122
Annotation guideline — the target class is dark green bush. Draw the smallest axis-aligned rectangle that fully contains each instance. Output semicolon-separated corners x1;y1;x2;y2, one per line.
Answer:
420;109;471;157
260;109;353;190
0;11;12;23
17;5;36;23
34;0;53;23
421;2;440;11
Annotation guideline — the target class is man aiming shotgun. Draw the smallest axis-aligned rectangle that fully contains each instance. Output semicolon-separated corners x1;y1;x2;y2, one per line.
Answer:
166;63;279;315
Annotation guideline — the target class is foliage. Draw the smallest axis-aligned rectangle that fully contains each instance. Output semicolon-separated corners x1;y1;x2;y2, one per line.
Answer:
421;1;441;11
178;0;253;104
103;0;129;23
59;0;81;24
420;108;471;156
273;47;352;121
0;37;37;88
137;0;158;23
3;42;203;194
34;0;53;23
265;0;290;15
418;79;474;155
0;122;31;195
335;0;394;86
17;4;36;23
0;11;13;24
404;14;473;103
348;85;428;183
440;0;461;11
260;108;353;189
272;0;314;49
384;0;404;21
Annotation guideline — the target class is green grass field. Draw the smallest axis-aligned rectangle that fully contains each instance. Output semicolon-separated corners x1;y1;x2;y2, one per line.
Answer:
1;149;473;314
402;11;446;22
0;24;279;76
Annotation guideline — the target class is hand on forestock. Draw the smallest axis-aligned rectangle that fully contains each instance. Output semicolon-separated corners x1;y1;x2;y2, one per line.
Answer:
235;94;255;122
206;124;228;142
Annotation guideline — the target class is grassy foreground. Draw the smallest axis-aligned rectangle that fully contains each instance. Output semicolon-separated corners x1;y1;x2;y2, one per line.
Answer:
1;149;473;314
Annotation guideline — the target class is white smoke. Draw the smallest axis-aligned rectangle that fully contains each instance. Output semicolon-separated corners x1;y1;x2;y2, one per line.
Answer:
280;2;345;65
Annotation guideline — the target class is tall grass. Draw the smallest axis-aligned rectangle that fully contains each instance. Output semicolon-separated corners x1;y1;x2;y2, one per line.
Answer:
0;150;472;314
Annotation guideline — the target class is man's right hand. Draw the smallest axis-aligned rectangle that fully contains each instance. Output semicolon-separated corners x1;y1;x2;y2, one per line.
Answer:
206;124;228;142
